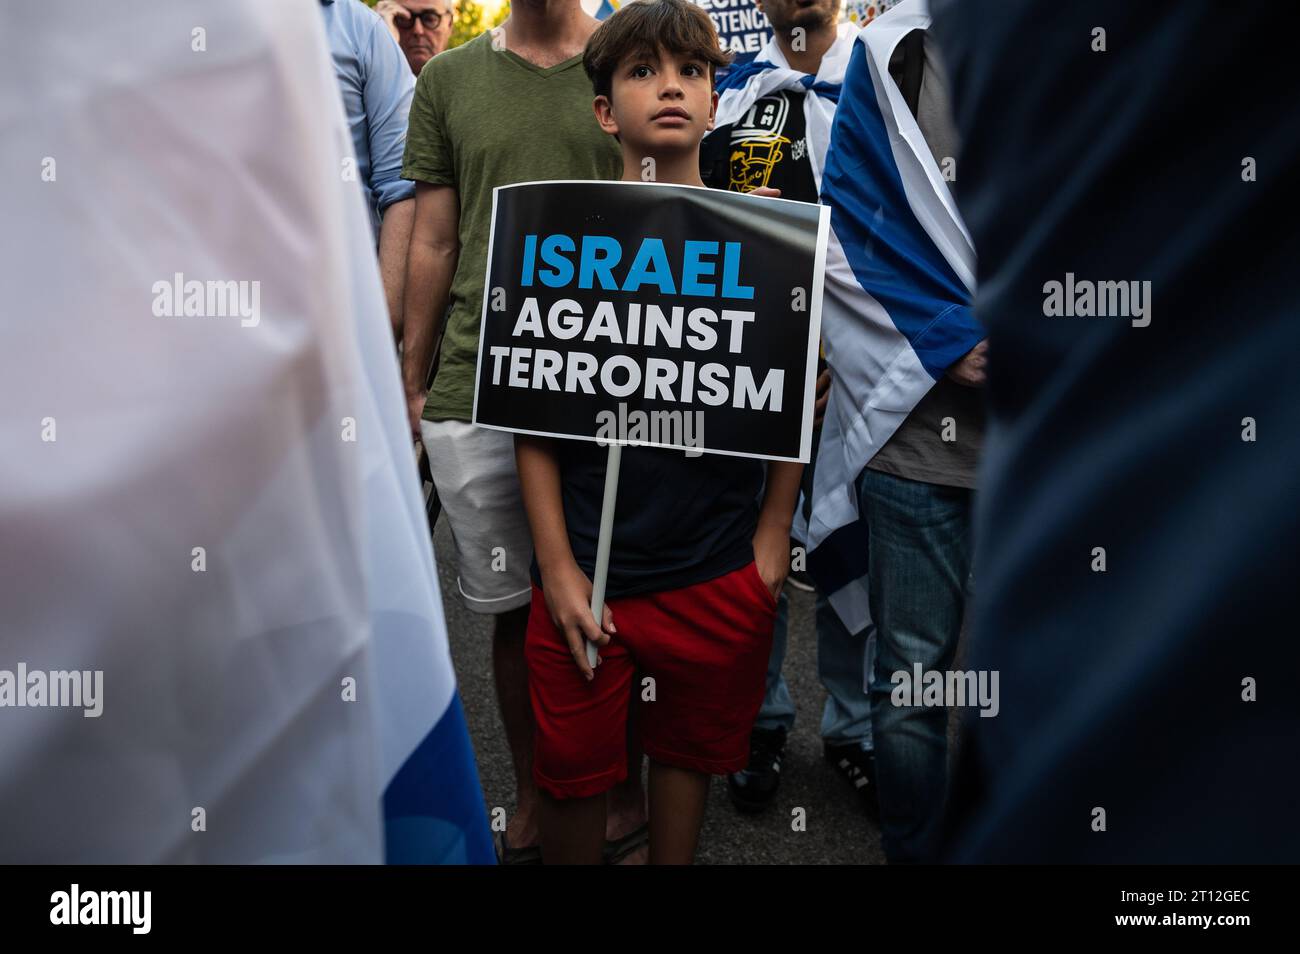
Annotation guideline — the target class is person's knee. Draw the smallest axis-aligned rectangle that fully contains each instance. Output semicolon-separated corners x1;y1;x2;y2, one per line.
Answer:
535;745;623;798
873;615;960;674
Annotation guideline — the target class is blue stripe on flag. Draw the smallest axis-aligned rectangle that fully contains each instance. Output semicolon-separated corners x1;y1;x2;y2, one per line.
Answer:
383;692;496;865
820;39;981;379
715;57;777;93
715;59;842;103
799;74;842;103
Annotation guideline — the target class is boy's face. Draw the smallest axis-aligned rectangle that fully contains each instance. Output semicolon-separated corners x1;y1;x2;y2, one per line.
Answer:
594;46;718;158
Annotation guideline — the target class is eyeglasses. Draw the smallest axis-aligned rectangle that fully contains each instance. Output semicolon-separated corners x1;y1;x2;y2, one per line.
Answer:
395;9;451;31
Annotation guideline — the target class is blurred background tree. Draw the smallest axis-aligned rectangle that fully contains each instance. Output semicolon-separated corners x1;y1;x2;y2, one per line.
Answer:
450;0;486;47
361;0;510;50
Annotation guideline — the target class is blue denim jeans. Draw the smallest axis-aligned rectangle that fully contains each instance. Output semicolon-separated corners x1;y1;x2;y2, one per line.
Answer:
861;467;973;863
754;592;875;751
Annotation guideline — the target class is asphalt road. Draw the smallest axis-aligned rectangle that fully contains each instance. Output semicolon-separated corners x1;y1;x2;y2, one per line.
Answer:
435;517;887;864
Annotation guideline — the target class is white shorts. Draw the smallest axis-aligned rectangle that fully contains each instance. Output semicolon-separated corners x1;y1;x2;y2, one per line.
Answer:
420;420;534;615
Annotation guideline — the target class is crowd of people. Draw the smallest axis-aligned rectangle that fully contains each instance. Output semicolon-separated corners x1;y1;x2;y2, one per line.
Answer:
0;0;1288;872
325;0;1296;866
328;0;982;865
4;0;1289;871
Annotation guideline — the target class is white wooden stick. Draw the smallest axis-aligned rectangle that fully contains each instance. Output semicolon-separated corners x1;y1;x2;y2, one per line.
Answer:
587;443;622;669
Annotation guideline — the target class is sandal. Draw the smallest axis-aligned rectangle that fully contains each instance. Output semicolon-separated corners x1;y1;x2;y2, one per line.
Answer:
494;830;543;865
602;822;649;865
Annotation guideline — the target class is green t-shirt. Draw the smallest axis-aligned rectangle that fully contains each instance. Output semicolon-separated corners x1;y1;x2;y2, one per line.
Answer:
402;32;623;422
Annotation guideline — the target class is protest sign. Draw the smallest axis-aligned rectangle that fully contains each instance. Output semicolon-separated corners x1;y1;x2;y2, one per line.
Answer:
692;0;772;79
472;180;829;463
589;1;770;79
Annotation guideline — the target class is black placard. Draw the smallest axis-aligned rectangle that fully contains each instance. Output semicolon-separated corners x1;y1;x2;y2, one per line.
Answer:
472;180;829;462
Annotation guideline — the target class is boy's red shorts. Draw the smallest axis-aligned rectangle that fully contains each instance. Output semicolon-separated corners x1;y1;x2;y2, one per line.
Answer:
526;561;778;799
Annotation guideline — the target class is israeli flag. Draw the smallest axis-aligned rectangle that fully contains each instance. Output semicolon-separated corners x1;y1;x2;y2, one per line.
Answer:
0;0;492;865
803;0;982;632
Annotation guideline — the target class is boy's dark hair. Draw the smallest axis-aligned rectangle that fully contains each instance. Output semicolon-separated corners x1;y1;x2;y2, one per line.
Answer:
583;0;733;102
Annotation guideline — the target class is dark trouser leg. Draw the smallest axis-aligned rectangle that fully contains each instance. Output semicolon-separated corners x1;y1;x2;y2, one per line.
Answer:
862;468;971;863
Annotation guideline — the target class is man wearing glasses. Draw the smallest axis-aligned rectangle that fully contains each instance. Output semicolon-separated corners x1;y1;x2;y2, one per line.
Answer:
377;1;455;76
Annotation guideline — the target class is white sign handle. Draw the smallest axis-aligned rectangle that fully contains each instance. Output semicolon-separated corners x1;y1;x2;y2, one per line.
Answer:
587;442;622;669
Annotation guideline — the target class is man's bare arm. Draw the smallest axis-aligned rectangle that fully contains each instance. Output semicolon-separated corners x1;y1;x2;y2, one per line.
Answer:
401;182;459;436
378;196;414;340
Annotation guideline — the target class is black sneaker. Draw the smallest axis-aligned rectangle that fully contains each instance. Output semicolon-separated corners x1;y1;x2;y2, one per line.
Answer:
727;726;787;813
824;742;880;821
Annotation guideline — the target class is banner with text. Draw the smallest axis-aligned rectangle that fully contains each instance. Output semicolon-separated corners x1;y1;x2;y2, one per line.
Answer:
472;181;829;462
693;0;771;80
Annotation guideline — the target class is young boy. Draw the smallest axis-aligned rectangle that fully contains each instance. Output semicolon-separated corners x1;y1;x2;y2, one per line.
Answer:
514;0;805;864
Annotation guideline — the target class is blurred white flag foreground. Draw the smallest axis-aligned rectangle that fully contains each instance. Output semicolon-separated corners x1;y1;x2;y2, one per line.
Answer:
0;0;493;863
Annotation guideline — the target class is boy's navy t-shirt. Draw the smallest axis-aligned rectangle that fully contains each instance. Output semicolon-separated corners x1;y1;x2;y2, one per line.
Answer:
530;440;763;599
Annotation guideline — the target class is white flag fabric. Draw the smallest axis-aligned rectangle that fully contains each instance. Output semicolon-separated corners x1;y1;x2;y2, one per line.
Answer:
0;0;491;863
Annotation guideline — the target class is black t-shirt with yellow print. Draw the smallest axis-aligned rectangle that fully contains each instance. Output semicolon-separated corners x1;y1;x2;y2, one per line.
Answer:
701;89;818;203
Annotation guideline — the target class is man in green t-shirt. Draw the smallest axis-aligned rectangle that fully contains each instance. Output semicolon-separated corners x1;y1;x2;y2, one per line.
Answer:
399;1;629;863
